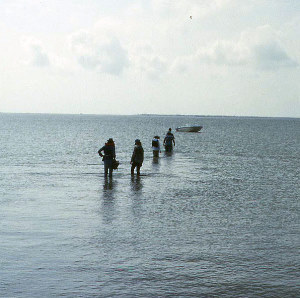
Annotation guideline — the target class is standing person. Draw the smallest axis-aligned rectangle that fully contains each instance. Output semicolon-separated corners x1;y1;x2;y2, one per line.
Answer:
131;139;144;176
163;128;175;152
152;136;161;157
98;138;116;178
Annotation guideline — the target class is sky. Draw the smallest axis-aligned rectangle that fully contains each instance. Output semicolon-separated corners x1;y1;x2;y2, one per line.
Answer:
0;0;299;117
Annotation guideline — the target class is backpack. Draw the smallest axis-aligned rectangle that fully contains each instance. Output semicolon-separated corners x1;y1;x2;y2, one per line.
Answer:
133;146;144;163
152;139;159;148
112;159;119;170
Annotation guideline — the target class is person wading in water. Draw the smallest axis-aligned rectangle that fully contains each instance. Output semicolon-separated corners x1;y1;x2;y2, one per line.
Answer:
98;138;116;178
163;128;175;152
152;136;161;157
131;139;144;176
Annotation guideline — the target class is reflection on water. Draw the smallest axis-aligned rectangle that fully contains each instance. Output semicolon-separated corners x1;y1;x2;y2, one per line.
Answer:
164;151;174;158
152;156;159;164
101;177;117;223
103;177;114;191
130;176;144;221
130;176;143;193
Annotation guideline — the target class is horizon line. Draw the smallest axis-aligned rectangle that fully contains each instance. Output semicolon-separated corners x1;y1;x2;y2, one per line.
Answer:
0;111;299;120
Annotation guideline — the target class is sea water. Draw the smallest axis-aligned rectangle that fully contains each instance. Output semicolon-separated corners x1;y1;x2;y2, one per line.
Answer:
0;113;299;297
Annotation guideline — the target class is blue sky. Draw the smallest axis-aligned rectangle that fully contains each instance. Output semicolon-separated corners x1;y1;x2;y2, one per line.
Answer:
0;0;299;117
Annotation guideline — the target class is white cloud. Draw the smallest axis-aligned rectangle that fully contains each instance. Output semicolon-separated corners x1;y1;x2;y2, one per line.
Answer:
246;25;298;70
252;40;298;70
171;55;194;73
129;42;168;80
21;37;50;67
172;25;298;72
139;55;167;80
198;40;249;66
69;29;129;75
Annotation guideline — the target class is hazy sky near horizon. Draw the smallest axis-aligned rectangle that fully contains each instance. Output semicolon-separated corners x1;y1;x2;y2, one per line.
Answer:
0;0;299;117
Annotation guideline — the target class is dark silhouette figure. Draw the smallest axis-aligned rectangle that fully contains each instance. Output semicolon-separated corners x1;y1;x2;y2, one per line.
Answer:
131;139;144;176
163;128;175;152
98;138;116;178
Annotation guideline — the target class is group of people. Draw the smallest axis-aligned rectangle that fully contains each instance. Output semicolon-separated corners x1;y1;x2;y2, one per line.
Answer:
98;128;175;177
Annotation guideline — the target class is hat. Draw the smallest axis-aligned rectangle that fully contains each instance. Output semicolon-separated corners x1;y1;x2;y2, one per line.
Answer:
107;138;114;143
154;136;160;139
135;139;141;145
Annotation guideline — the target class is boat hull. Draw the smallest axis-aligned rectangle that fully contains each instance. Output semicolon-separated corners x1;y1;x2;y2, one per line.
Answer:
176;126;203;132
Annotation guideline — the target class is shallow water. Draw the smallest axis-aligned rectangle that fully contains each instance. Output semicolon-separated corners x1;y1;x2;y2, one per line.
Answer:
0;114;299;297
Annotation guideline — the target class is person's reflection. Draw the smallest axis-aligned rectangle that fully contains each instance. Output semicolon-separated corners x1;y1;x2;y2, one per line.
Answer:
130;175;144;220
164;151;174;157
152;156;159;165
103;177;114;191
101;177;117;223
130;175;143;193
152;155;161;177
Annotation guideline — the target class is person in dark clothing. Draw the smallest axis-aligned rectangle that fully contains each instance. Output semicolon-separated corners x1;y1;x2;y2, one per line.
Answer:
98;138;116;177
163;128;175;152
131;139;144;176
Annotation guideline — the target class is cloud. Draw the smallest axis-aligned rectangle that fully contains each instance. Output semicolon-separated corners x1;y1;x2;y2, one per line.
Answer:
129;42;168;80
21;37;50;67
17;3;298;79
141;55;167;80
69;29;129;75
68;25;168;79
245;25;298;70
252;40;298;70
20;36;77;74
171;56;194;73
172;25;298;72
62;1;236;79
197;40;249;66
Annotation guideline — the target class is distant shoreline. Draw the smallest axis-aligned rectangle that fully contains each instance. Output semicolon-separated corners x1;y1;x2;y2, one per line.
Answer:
0;112;299;120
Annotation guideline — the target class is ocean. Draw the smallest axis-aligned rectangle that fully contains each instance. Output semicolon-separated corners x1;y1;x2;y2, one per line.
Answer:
0;113;299;297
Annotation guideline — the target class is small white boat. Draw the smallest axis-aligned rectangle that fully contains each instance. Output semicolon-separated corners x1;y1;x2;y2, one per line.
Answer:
176;125;203;132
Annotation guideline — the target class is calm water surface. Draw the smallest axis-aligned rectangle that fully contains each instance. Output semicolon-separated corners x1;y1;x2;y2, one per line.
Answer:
0;114;299;297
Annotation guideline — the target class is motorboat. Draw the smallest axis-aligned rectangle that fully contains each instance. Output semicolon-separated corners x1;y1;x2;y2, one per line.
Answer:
176;125;203;132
